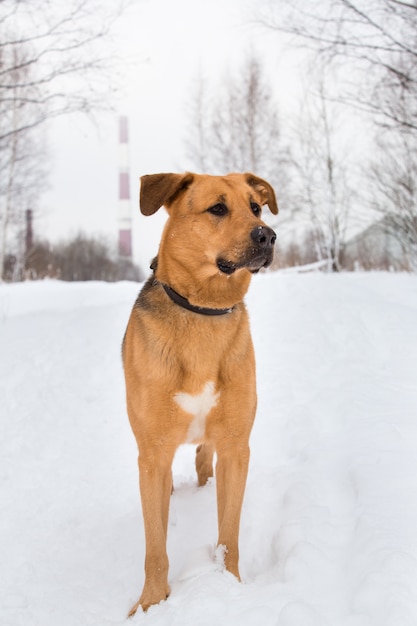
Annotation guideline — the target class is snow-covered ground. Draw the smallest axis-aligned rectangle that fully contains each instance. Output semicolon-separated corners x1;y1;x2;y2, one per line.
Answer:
1;272;417;626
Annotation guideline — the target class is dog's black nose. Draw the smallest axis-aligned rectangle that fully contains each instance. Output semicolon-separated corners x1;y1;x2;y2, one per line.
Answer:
250;226;277;248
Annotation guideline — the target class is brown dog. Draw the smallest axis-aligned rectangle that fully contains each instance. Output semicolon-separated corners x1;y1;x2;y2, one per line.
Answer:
122;172;278;615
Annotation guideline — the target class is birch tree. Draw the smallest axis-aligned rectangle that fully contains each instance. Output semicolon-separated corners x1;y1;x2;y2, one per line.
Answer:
259;0;417;135
370;133;417;270
185;55;291;221
291;76;356;271
259;0;417;270
0;0;128;280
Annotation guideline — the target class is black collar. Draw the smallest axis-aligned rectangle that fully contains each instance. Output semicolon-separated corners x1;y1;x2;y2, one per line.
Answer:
162;284;234;316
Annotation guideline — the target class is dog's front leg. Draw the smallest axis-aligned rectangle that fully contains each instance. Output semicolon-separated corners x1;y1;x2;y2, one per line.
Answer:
129;448;174;615
215;443;250;580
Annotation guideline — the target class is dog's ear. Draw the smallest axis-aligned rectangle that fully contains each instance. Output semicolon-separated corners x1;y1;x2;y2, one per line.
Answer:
140;173;194;216
245;174;279;215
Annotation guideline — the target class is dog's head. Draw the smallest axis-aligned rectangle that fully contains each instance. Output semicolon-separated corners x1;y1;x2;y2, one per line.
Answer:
139;172;278;307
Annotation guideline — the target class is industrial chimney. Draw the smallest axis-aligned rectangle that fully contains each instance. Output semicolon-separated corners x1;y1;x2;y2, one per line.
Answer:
118;115;132;259
25;209;33;256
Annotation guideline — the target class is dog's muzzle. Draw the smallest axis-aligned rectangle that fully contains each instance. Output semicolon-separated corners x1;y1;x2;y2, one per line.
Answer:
217;225;277;275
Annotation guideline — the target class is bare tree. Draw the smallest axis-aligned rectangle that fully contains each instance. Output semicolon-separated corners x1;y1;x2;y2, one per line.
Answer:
370;132;417;270
6;233;145;282
257;0;417;272
0;0;129;280
184;54;291;217
0;0;129;140
51;234;144;282
259;0;417;134
290;73;357;271
0;46;46;279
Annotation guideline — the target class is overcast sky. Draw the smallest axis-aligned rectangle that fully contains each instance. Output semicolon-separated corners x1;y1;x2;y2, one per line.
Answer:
41;0;303;271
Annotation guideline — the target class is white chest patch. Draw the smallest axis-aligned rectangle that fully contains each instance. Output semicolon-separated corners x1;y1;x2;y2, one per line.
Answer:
174;381;220;443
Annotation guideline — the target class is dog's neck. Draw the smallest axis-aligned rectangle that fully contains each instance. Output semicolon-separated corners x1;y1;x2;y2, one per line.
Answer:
150;256;250;312
162;284;234;316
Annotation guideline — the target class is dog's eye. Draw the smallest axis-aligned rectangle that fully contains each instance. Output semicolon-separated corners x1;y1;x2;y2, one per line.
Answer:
208;203;228;217
250;202;262;216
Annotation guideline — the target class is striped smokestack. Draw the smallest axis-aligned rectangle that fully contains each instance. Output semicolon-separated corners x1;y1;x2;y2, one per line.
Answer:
118;115;132;259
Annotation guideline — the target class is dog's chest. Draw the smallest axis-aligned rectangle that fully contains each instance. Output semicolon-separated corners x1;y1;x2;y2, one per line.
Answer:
174;381;220;443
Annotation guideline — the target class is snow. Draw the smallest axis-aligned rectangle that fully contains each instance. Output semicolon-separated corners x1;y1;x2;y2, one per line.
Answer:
1;272;417;626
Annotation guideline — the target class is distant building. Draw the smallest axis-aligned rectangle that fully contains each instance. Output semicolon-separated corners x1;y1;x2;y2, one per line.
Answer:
345;215;416;270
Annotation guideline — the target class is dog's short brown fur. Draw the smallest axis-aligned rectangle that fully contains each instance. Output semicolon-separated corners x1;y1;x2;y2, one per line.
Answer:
123;172;278;614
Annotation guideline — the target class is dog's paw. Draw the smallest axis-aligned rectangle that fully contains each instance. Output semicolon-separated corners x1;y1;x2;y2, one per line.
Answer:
128;599;141;618
128;584;170;616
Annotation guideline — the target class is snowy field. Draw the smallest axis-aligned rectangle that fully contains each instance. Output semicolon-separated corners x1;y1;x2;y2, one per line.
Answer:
1;272;417;626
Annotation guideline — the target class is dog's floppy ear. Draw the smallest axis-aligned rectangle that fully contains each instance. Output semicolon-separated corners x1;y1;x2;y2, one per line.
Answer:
245;173;279;215
140;172;194;216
